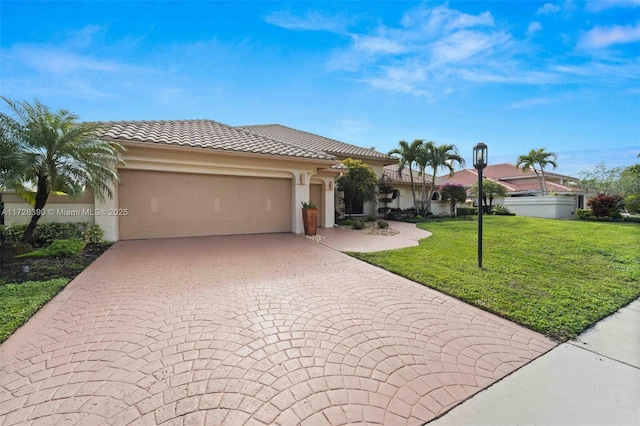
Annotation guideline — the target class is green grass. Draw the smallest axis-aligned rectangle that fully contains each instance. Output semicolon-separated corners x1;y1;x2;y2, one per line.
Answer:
16;238;87;258
351;216;640;341
0;279;69;342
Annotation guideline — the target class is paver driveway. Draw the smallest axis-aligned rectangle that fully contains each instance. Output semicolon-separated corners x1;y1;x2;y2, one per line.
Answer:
0;234;555;425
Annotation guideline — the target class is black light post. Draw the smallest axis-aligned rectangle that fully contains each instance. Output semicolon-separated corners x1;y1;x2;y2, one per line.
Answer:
473;143;488;268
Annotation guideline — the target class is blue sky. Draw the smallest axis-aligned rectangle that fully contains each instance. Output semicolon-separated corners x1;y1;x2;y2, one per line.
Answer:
1;1;639;176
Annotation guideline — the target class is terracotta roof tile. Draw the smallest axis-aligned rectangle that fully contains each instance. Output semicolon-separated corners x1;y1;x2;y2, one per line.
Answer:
95;120;337;161
238;124;391;161
447;163;582;193
383;164;448;186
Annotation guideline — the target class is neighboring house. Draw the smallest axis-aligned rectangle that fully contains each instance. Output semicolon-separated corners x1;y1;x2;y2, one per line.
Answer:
2;120;391;240
381;164;451;215
447;163;593;218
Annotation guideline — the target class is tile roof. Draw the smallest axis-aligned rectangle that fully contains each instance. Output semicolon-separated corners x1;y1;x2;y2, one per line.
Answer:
447;164;582;193
481;163;573;180
238;124;392;161
383;164;448;186
95;120;337;161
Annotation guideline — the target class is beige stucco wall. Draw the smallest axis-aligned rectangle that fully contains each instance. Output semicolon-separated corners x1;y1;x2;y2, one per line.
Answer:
107;143;338;239
2;144;340;239
2;192;96;226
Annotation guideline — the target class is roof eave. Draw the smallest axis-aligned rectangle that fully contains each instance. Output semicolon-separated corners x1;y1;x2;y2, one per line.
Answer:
104;138;341;166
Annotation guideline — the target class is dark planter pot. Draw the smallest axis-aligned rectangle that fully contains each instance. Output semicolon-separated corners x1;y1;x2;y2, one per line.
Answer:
302;208;318;236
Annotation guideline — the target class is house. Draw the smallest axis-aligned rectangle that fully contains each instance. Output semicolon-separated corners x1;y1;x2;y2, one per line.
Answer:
380;164;451;215
2;120;392;240
447;163;593;218
238;124;392;218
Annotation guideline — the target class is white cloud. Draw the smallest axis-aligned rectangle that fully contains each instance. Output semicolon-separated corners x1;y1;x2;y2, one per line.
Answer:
264;10;349;33
269;3;638;99
352;34;407;55
430;30;511;65
578;23;640;49
325;4;515;97
527;22;543;36
536;3;562;15
536;1;576;16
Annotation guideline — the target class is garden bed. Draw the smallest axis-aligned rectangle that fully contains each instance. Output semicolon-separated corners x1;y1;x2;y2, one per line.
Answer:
0;242;112;285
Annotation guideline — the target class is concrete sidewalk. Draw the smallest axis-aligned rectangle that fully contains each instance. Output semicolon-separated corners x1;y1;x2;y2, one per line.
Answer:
430;299;640;426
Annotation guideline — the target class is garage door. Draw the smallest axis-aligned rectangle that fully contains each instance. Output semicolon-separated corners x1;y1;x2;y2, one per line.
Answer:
118;170;291;240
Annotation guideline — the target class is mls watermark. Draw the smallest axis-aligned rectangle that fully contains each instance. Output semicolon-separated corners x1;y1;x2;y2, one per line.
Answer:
1;208;129;217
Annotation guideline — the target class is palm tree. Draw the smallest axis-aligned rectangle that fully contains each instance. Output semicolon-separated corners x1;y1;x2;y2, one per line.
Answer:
420;142;465;215
471;179;507;213
388;139;423;212
516;148;558;195
0;97;123;242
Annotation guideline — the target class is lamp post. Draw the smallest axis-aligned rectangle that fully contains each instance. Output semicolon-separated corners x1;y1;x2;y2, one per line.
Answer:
473;143;488;268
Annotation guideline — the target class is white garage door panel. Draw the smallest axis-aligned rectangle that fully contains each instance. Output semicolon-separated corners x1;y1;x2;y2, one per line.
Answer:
119;170;291;239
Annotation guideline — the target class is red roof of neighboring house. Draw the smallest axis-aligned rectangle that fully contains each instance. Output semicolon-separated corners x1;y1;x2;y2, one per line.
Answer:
445;163;583;194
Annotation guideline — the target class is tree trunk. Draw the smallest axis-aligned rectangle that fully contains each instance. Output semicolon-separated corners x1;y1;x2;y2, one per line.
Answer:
534;169;544;195
420;172;427;216
22;175;49;243
409;170;418;212
425;170;437;216
540;169;548;195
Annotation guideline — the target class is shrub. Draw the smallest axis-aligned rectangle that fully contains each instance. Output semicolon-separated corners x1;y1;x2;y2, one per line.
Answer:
576;209;592;220
366;215;376;222
17;238;87;258
377;220;389;229
1;224;27;242
625;195;640;215
343;219;354;226
352;220;366;230
588;193;621;218
493;204;514;216
457;207;478;216
0;222;104;244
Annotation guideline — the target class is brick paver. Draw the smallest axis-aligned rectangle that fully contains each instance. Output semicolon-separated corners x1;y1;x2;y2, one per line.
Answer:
0;234;555;425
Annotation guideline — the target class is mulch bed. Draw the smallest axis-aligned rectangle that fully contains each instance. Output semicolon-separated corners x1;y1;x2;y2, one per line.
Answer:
0;242;112;285
337;221;400;236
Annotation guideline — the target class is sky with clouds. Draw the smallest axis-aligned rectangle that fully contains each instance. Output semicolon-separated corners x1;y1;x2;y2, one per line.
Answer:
1;1;639;176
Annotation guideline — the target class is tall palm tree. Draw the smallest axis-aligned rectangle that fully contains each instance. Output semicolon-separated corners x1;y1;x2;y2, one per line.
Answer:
420;142;465;215
516;148;558;195
388;139;423;212
0;97;123;242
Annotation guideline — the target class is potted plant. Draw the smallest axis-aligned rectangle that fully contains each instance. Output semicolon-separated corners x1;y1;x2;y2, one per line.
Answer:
301;201;318;236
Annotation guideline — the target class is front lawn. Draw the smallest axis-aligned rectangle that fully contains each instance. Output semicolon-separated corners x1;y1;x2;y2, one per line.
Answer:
0;279;69;342
352;216;640;341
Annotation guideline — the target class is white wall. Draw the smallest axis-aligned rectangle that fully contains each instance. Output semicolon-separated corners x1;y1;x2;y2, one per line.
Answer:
386;187;450;215
504;196;577;219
